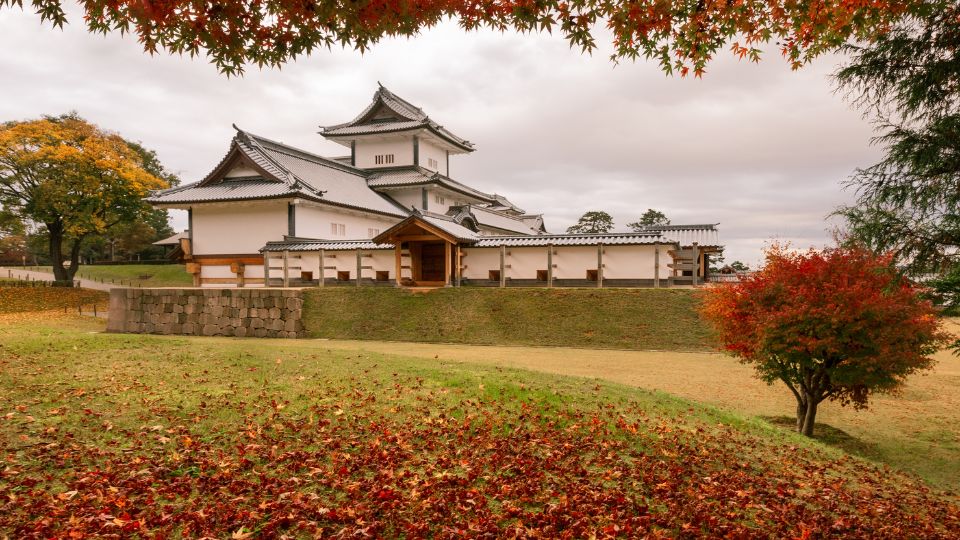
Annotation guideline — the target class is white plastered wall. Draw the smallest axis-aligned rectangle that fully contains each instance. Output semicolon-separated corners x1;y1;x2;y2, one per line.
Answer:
191;200;288;255
295;203;399;240
461;244;662;281
461;247;502;280
419;140;448;175
354;138;413;169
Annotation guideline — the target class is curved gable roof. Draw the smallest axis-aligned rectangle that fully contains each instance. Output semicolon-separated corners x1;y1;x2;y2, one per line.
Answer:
320;84;475;152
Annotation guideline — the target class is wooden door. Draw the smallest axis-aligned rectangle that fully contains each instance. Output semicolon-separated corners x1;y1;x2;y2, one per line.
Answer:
419;243;446;282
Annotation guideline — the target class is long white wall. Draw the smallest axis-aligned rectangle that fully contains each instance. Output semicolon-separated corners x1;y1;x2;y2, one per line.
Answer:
271;249;396;282
192;201;288;255
460;244;663;281
295;204;399;240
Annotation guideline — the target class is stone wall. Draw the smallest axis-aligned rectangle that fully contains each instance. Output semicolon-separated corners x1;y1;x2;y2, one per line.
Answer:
106;288;304;338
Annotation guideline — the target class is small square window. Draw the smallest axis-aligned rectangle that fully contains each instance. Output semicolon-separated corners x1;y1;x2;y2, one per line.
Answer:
489;269;501;281
301;271;314;281
537;270;548;281
337;271;350;281
586;269;599;281
375;271;390;281
385;154;394;164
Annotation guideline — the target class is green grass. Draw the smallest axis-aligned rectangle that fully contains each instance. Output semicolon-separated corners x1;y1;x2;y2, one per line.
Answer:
2;315;956;537
38;263;194;287
303;287;711;350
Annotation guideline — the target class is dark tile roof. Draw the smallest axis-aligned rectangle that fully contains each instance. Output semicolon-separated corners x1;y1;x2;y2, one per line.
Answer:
634;224;721;248
467;205;542;236
263;230;674;251
472;232;669;248
262;239;392;252
367;167;496;203
146;128;409;218
320;84;474;152
145;179;310;204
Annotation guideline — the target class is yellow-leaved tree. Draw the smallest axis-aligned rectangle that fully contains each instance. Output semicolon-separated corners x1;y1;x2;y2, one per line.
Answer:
0;114;168;283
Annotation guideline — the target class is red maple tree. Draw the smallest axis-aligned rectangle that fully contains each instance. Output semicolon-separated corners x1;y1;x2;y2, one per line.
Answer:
700;245;949;436
0;0;925;75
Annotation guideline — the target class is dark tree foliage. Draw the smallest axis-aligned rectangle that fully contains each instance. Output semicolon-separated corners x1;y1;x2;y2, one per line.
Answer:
627;209;670;231
834;1;960;312
566;211;614;234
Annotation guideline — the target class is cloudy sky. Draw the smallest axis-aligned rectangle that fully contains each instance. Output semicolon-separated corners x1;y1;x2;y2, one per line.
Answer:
0;6;881;266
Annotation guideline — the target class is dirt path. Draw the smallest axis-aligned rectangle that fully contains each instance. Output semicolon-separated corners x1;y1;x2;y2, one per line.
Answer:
0;267;114;292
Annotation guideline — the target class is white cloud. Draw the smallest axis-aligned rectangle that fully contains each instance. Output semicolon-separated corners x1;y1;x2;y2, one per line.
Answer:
0;7;880;264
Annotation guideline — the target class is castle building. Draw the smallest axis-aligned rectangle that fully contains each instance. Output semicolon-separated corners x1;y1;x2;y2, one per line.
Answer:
147;85;721;287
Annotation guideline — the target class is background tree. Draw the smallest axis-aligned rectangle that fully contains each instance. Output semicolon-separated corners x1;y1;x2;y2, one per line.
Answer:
0;114;169;282
728;261;750;273
0;208;28;264
700;245;948;437
85;141;178;262
834;2;960;311
628;209;670;230
0;0;926;76
566;211;614;234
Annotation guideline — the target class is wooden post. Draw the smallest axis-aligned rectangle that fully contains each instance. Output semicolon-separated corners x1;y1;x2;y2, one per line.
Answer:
597;243;604;288
455;244;462;287
547;245;553;288
394;243;402;287
499;245;506;288
319;249;325;287
691;242;699;286
356;249;362;287
282;250;290;288
444;242;452;286
654;243;660;289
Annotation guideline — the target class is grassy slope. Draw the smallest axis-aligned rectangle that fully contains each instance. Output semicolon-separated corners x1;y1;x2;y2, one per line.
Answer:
304;287;711;350
314;337;960;492
30;264;193;287
1;315;957;537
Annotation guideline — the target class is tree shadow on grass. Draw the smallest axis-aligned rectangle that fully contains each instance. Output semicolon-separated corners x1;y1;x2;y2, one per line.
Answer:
761;416;881;461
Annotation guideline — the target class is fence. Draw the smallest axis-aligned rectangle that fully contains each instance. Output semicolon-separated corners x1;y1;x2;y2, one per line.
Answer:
1;271;79;288
705;273;753;284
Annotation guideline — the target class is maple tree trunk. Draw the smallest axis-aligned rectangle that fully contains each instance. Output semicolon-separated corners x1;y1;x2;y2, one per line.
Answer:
67;237;83;281
795;392;819;437
46;222;82;285
47;221;70;284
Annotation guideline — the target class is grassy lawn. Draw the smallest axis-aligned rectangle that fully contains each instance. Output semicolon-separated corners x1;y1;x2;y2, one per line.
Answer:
1;314;958;537
28;264;194;287
304;287;712;351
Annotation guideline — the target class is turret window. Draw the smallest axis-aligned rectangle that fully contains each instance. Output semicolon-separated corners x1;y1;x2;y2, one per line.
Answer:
330;223;346;236
434;194;445;205
374;154;394;165
427;157;439;169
